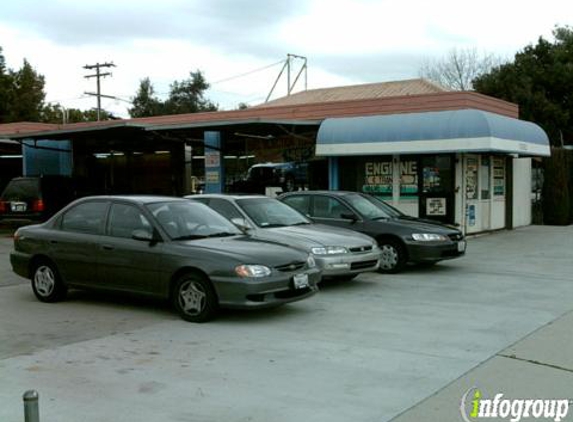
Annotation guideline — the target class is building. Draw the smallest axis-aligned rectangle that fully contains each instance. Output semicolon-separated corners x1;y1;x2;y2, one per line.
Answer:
0;79;550;234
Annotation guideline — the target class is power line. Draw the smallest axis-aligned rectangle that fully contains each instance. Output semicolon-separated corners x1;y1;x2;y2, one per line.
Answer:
211;60;284;85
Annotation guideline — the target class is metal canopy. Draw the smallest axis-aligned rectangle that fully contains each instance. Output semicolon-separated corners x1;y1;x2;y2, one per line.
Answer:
316;109;550;157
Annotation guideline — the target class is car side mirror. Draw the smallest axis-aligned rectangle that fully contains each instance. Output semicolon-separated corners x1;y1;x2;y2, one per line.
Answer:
132;229;154;242
231;217;251;231
340;212;358;222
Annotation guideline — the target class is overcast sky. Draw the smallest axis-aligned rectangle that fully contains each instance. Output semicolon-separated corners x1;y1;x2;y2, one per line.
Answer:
1;0;571;118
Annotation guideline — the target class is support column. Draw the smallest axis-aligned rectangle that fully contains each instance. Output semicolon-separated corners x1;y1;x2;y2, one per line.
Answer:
204;131;224;194
328;157;339;190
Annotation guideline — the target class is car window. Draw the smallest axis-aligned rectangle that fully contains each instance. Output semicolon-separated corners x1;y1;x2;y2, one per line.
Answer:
208;199;244;220
108;203;152;239
1;178;40;201
312;196;353;219
282;195;310;215
236;198;310;227
147;201;242;240
346;194;403;219
61;201;107;235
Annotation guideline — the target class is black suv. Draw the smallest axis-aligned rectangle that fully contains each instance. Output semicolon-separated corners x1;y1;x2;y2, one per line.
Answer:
279;190;466;273
0;176;76;224
232;162;308;193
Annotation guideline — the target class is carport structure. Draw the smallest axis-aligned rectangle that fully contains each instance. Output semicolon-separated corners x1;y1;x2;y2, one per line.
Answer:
0;116;322;196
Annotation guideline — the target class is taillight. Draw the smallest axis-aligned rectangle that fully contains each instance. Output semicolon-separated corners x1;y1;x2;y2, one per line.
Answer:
32;199;45;212
0;201;7;213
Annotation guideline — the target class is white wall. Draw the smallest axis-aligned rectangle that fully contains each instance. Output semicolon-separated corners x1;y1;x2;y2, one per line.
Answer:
512;158;532;228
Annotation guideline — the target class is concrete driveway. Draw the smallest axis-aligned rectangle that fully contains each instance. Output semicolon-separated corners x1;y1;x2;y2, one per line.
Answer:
0;225;572;422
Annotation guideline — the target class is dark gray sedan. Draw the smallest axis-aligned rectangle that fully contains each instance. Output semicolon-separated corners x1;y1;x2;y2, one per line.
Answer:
280;191;466;273
10;196;320;322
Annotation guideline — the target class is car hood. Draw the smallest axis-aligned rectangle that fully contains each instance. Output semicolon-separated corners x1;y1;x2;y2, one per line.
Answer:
254;224;375;249
385;216;461;235
174;235;309;266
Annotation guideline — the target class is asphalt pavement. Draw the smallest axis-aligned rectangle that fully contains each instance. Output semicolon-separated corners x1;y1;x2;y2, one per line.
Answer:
0;225;572;422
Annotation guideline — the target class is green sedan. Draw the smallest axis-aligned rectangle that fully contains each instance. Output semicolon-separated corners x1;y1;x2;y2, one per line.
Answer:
10;196;320;322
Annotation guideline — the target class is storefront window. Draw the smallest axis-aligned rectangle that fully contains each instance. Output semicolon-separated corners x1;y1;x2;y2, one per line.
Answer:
480;157;491;200
363;159;393;197
493;157;505;197
399;160;418;198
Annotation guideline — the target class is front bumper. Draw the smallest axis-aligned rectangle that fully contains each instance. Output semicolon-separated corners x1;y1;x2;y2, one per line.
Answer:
213;267;321;309
315;249;381;277
405;239;466;263
10;250;31;279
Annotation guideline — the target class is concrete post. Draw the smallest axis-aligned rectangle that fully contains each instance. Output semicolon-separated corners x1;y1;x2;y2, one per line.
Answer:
23;390;39;422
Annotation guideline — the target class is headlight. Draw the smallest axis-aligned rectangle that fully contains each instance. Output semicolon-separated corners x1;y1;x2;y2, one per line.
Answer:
235;264;272;278
411;233;448;242
311;246;348;255
307;255;316;268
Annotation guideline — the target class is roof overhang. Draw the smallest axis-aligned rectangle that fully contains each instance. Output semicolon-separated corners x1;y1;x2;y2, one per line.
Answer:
316;109;551;157
1;119;321;141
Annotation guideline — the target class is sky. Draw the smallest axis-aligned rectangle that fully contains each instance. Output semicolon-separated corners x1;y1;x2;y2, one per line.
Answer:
0;0;572;119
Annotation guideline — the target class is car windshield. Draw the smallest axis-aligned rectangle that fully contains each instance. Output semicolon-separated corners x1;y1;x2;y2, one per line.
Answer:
344;193;404;220
146;201;242;240
236;197;310;228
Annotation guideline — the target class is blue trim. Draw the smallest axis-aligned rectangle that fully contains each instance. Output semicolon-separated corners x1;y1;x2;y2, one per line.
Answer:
328;157;339;190
317;109;549;147
204;131;224;194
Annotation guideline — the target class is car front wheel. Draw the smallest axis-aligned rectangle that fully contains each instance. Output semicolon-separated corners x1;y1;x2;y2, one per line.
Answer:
173;273;219;323
31;261;67;303
378;240;407;273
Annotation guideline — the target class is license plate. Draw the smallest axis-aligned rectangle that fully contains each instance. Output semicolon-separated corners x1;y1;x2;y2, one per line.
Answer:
457;241;466;252
293;273;309;289
10;202;27;212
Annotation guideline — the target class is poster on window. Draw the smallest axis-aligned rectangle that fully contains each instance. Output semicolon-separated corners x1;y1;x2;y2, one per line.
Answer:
363;161;393;195
465;158;478;200
426;198;446;216
400;161;418;197
493;157;505;196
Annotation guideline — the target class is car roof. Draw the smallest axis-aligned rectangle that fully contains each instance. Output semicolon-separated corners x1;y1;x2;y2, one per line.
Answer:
188;194;270;201
280;190;358;197
77;195;190;205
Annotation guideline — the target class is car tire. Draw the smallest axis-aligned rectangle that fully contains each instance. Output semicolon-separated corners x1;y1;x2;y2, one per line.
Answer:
31;260;67;303
377;239;407;274
173;273;219;323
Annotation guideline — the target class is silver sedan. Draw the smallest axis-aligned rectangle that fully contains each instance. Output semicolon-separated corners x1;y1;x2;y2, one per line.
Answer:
188;194;381;279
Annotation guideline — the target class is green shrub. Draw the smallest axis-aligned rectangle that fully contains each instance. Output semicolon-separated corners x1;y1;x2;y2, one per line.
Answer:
542;148;571;225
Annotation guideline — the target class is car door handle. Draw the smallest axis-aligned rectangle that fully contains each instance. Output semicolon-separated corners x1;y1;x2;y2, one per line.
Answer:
101;244;114;251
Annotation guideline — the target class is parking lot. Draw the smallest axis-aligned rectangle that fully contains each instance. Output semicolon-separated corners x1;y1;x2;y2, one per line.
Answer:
1;225;572;422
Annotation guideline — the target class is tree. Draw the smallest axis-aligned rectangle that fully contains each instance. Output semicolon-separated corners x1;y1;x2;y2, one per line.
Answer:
419;47;502;90
128;70;218;118
8;59;46;122
473;26;573;146
41;103;115;124
0;47;12;122
128;77;164;118
164;70;218;114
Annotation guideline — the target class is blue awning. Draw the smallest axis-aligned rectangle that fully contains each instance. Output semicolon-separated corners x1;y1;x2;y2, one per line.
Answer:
316;109;550;157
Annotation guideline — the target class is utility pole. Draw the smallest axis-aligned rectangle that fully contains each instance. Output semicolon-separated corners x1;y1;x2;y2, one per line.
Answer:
83;62;115;121
265;54;307;103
